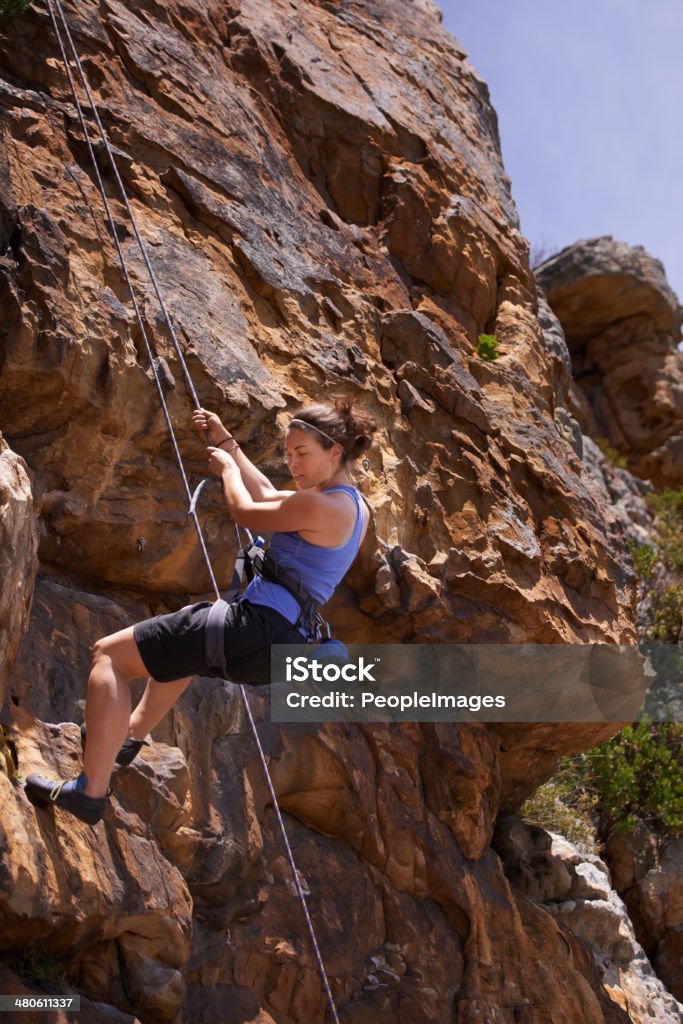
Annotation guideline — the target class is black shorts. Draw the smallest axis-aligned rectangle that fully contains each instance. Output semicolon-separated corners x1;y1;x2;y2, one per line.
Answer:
133;597;306;685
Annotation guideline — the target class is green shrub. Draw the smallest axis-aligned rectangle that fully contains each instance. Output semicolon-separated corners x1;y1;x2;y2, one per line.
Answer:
522;720;683;849
0;0;31;18
520;774;600;853
627;538;658;584
595;436;629;469
595;721;683;835
651;584;683;642
645;487;683;572
529;485;683;851
635;487;683;642
563;722;683;839
476;333;499;360
4;945;72;988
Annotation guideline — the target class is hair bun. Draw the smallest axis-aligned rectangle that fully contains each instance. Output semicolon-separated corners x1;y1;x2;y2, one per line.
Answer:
294;394;377;465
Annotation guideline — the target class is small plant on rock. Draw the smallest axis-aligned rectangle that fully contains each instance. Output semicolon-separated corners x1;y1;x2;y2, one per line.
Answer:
476;333;499;361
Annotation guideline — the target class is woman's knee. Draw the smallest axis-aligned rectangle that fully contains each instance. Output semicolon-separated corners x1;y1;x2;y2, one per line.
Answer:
91;636;109;662
91;633;123;664
91;626;147;681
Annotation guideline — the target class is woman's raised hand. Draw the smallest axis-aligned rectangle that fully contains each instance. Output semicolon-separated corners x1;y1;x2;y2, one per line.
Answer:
192;407;229;446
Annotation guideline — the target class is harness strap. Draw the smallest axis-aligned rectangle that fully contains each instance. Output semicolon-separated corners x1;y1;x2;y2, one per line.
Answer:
210;544;324;671
225;550;247;603
224;541;324;639
253;548;319;634
205;598;230;674
225;538;262;602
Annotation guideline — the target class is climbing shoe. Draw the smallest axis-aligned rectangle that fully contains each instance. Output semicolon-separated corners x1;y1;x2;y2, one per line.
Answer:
24;770;106;825
80;722;147;767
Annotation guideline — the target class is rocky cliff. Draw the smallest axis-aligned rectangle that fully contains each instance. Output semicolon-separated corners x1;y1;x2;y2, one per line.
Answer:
536;237;683;491
1;1;682;1022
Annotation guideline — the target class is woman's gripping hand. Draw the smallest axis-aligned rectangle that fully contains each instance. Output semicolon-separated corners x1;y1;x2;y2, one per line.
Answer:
192;407;231;447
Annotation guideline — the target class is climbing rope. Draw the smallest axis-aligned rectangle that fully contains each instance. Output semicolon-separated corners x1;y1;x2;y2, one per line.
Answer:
45;2;341;1020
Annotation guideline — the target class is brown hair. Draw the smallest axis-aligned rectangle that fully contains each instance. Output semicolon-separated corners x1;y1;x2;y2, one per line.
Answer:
289;395;377;465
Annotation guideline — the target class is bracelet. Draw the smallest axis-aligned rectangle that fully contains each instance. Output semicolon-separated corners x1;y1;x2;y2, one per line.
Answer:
217;437;240;454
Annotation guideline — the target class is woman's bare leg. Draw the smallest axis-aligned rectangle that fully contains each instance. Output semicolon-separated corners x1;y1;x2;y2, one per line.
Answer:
82;626;188;799
128;676;192;739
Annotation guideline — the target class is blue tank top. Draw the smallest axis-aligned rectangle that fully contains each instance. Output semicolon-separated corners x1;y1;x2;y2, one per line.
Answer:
242;484;366;637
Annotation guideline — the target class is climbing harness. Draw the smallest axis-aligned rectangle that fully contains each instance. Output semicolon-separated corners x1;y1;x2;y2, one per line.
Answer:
226;536;329;638
246;547;321;635
45;2;341;1019
204;538;341;677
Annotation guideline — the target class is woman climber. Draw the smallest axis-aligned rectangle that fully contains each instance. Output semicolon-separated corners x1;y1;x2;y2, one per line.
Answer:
25;396;376;825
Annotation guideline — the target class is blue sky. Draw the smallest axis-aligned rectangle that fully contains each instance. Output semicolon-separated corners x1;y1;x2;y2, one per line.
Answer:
439;1;683;336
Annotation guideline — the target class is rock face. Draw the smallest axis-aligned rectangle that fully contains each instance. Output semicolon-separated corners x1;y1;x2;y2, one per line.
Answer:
1;714;192;1021
606;831;683;1004
0;1;677;1022
0;434;37;709
536;237;683;489
0;1;640;645
493;818;683;1024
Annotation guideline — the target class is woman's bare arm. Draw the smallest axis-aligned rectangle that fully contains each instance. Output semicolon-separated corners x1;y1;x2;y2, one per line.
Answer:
209;451;344;539
230;447;284;502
